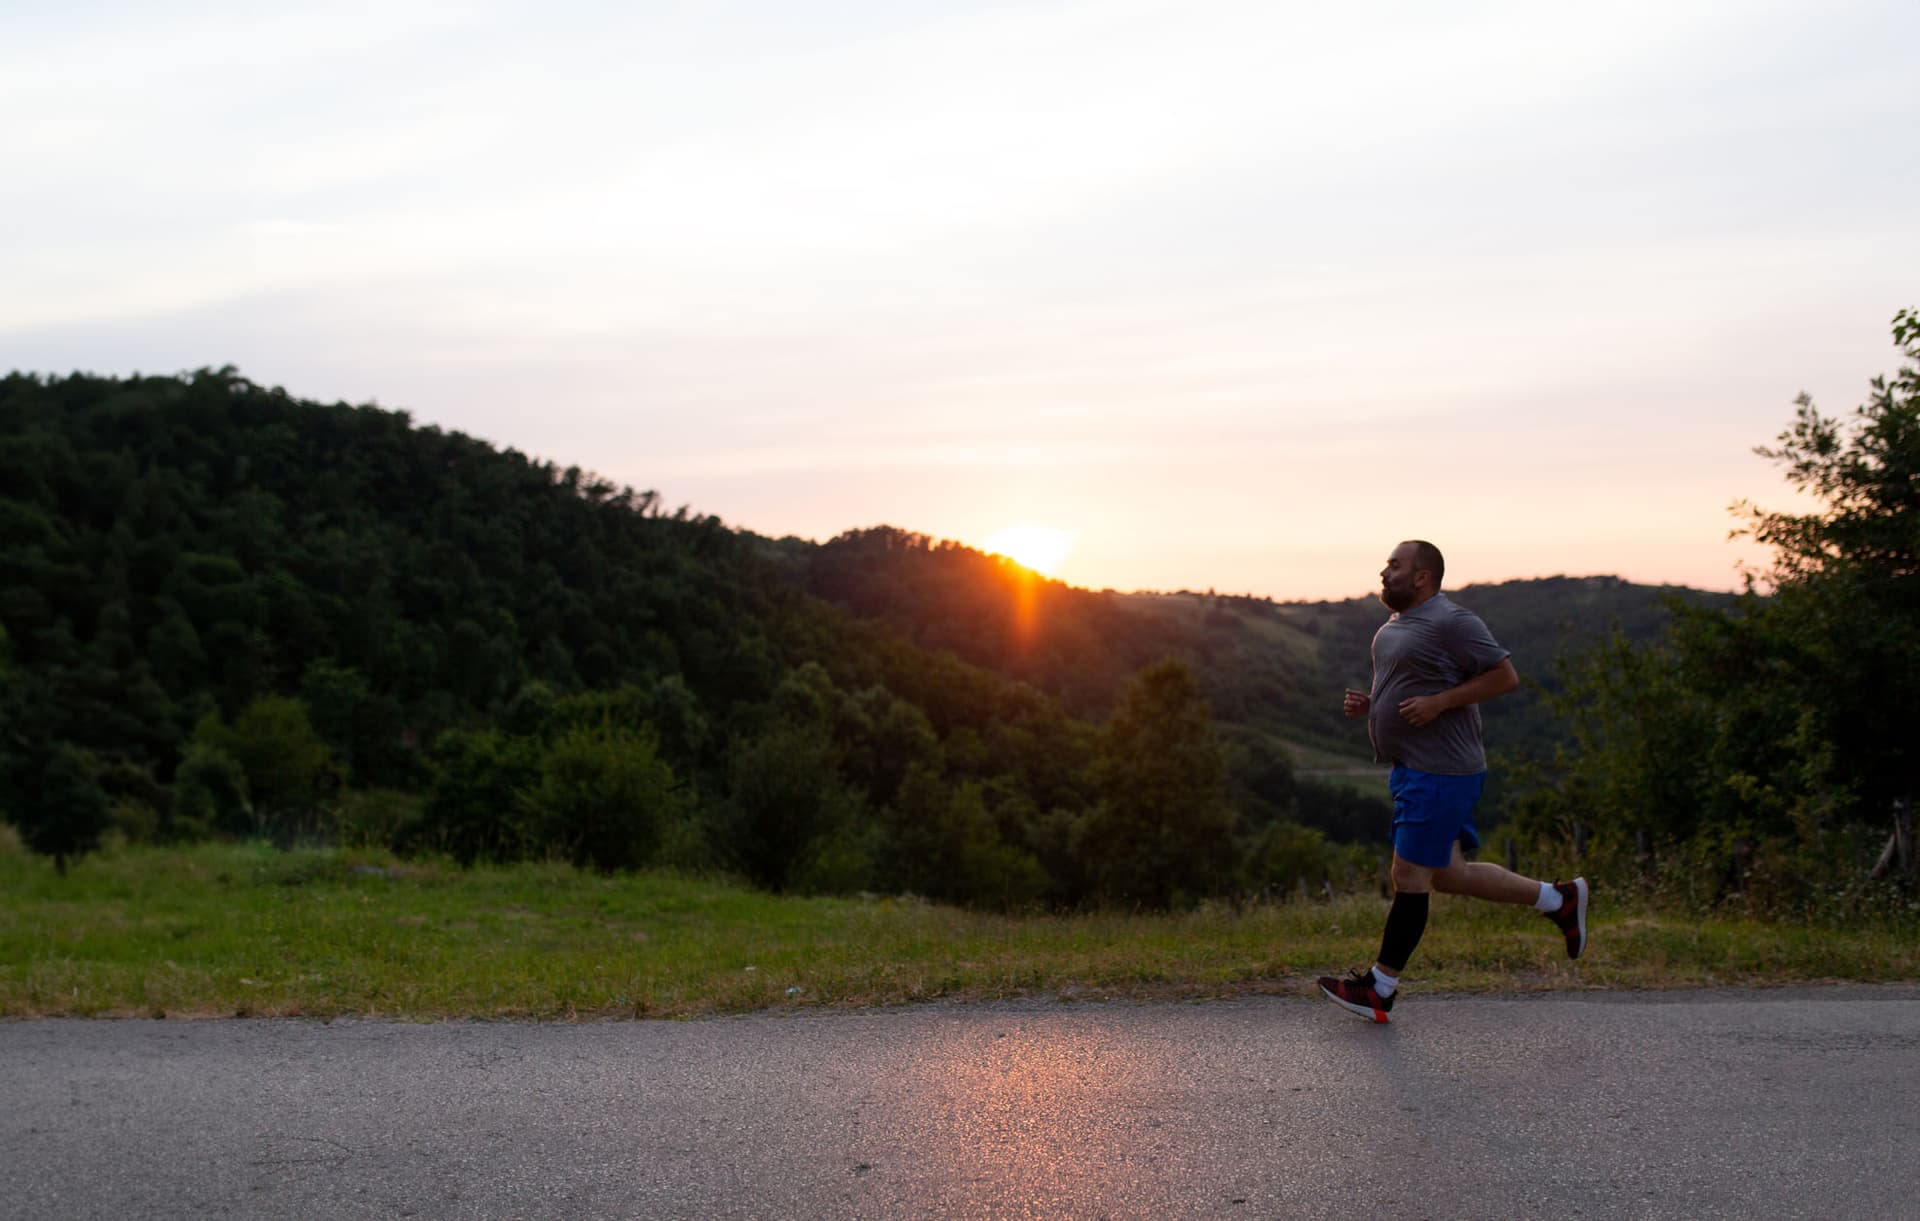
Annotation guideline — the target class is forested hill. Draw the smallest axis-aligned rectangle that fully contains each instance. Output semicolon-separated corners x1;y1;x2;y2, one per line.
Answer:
0;367;1732;905
782;527;1737;765
0;365;817;784
1;368;1336;905
0;371;1106;885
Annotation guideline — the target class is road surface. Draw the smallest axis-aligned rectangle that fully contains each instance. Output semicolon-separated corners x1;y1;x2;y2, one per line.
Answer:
4;985;1916;1218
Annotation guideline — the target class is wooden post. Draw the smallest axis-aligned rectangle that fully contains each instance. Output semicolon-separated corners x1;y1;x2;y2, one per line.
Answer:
1572;822;1588;862
1872;833;1897;879
1504;837;1518;873
1870;798;1914;881
1344;863;1357;894
1898;798;1914;876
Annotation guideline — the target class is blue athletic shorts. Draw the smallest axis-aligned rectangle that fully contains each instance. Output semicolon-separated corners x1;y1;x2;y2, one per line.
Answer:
1389;765;1486;868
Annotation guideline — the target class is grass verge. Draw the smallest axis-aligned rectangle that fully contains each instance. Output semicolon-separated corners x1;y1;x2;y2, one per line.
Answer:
3;842;1915;1020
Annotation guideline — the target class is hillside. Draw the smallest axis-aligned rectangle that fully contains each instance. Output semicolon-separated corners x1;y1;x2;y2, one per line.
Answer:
0;369;1379;904
785;528;1736;772
0;368;1747;901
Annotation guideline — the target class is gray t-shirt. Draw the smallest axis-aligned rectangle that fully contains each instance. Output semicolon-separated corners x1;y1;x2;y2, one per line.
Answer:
1367;593;1511;775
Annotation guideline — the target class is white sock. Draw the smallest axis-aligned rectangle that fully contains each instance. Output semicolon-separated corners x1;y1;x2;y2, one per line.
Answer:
1370;967;1398;997
1535;882;1563;913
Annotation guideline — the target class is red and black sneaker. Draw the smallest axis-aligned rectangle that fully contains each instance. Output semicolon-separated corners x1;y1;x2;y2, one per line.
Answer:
1316;967;1394;1023
1545;877;1590;959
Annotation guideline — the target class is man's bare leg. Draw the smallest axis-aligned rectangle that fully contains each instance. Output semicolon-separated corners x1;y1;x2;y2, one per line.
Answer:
1430;842;1541;904
1329;846;1590;1020
1374;846;1558;976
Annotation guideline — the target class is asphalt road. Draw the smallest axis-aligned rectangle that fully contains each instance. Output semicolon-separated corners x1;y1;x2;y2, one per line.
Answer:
4;986;1917;1219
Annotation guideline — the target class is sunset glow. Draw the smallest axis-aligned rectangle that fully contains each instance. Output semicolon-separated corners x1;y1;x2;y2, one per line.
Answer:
983;525;1078;577
2;2;1913;600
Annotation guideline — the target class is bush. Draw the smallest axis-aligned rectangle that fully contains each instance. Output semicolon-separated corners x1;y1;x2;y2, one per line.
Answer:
415;730;543;864
1241;820;1334;896
328;788;420;850
190;697;340;841
717;725;867;892
19;744;112;873
520;723;680;872
109;798;161;845
170;742;251;840
881;765;1046;910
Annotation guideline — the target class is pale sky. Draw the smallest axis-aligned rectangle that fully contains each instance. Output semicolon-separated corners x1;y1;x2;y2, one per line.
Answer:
5;0;1915;599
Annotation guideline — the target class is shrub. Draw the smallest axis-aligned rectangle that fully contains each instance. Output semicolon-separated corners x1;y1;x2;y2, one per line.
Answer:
328;788;420;850
520;723;680;872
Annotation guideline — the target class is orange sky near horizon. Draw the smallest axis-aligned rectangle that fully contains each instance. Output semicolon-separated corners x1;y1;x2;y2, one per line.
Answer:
2;2;1909;605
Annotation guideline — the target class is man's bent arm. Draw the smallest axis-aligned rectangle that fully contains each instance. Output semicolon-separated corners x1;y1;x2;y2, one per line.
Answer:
1442;657;1519;710
1396;658;1519;727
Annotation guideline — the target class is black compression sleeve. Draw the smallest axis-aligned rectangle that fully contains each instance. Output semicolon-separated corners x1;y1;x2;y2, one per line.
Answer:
1376;891;1430;973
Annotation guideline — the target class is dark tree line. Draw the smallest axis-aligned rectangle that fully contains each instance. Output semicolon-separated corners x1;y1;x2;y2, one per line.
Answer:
785;529;1733;846
0;368;1369;903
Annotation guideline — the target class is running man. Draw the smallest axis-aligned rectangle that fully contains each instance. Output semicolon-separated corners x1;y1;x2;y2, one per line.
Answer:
1317;540;1588;1023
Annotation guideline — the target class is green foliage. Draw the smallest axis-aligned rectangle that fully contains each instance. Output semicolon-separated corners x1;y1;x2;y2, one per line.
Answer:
0;365;1748;909
1241;819;1334;894
882;764;1047;910
1518;310;1920;910
1076;660;1237;909
5;841;1917;1019
170;743;250;840
717;725;867;892
15;744;112;873
520;723;680;873
417;730;543;865
1724;313;1920;817
300;661;411;788
327;788;420;850
191;697;339;841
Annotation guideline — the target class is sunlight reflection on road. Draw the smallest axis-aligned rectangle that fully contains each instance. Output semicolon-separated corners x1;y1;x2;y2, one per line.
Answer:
908;1021;1162;1216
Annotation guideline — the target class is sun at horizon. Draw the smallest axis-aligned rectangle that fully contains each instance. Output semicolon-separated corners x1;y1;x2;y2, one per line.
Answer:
982;524;1078;577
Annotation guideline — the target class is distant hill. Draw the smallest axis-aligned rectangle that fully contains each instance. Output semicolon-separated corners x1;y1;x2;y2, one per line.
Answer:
780;528;1739;771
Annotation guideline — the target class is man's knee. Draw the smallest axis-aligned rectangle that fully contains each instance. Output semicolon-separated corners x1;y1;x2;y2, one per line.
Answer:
1390;857;1434;894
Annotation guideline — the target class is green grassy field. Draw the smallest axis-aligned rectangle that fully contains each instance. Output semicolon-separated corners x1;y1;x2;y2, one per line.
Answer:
1282;738;1391;798
3;838;1915;1020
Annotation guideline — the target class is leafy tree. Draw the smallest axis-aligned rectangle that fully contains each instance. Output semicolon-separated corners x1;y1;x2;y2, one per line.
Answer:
1726;306;1920;818
717;724;866;892
18;744;112;873
1242;819;1333;895
327;788;419;850
520;723;679;872
193;698;339;841
416;730;543;865
1075;660;1236;908
882;763;1047;909
170;742;252;840
1520;310;1920;895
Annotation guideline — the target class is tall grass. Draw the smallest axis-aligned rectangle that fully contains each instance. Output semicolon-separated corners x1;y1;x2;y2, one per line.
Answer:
2;838;1915;1019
